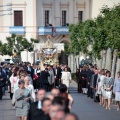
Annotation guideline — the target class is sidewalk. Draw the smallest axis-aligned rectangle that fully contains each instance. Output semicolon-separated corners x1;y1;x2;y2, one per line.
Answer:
0;93;16;120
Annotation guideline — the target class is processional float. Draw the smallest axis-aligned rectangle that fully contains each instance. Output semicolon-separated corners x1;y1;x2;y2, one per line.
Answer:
38;35;59;70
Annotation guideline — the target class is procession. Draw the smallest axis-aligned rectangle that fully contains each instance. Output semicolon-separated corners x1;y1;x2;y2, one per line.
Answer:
1;0;120;120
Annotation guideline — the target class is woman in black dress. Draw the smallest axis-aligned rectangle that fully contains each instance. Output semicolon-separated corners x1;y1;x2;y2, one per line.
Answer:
59;84;74;113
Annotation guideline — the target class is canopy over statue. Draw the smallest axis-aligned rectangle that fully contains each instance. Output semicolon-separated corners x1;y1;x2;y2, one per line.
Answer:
34;35;64;66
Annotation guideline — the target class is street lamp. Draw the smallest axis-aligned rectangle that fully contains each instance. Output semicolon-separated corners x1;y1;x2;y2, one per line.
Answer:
0;12;12;16
0;8;12;12
0;3;12;7
0;3;12;16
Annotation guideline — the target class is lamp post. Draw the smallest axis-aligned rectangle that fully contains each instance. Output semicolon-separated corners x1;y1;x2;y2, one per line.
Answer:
0;3;12;16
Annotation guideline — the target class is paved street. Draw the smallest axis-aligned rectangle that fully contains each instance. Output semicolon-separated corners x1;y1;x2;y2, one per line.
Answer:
0;82;120;120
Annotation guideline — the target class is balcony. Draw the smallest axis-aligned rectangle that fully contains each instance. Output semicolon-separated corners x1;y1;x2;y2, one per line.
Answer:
38;26;52;35
9;26;25;34
38;26;69;35
55;26;69;34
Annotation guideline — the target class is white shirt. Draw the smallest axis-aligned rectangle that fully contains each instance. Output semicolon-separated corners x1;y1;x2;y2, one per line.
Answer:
38;101;42;109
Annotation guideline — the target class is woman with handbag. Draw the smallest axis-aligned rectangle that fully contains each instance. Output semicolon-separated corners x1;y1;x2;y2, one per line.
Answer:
104;71;113;110
113;71;120;111
15;80;33;120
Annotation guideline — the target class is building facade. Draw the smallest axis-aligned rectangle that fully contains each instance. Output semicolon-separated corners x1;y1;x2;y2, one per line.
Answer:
0;0;91;43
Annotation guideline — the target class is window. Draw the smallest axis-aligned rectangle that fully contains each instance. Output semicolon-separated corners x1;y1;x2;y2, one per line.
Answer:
45;10;49;26
62;11;67;26
78;11;83;21
14;11;23;26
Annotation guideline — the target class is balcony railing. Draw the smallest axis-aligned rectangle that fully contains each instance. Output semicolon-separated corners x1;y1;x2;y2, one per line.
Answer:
38;26;52;35
55;26;69;34
38;26;69;35
9;26;25;34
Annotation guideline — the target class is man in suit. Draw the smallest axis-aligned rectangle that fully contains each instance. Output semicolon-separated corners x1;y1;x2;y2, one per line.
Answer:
0;67;6;100
48;65;55;90
86;64;94;97
25;63;34;79
78;67;84;93
53;65;62;87
93;68;99;102
30;97;51;120
40;68;50;91
29;88;46;120
90;72;95;98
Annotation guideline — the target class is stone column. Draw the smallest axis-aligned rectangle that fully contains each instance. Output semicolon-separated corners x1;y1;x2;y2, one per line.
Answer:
115;58;120;77
102;50;106;69
111;50;117;78
71;53;74;73
105;48;112;71
33;0;37;39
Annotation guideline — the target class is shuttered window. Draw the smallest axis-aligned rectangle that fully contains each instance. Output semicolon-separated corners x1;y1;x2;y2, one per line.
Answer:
62;11;67;26
78;11;83;21
45;10;49;26
14;11;23;26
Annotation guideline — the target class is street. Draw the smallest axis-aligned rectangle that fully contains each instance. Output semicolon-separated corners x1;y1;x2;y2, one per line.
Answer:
0;82;120;120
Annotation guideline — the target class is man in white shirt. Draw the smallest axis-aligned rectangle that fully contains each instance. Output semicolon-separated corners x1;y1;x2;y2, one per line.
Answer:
29;89;46;120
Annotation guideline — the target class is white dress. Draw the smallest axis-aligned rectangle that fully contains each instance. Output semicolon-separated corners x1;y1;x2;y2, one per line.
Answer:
25;84;35;100
61;71;71;88
98;75;106;96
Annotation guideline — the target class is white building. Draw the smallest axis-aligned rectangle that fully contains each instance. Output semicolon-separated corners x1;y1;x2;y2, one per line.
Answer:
1;0;119;42
0;0;120;69
0;0;90;43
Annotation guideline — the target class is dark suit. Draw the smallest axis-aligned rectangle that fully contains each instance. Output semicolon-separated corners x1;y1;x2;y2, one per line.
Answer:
86;69;94;97
77;70;84;93
29;101;50;120
0;71;6;100
26;67;34;79
53;67;62;86
93;74;98;102
39;70;50;90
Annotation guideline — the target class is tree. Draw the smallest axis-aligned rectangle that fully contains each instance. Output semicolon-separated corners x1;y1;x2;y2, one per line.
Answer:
69;4;120;76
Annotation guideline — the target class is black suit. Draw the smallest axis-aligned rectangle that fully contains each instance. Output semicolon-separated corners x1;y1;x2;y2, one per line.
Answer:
0;71;6;100
26;67;34;79
86;69;94;97
39;70;50;90
77;70;84;93
53;67;62;86
29;101;50;120
93;74;98;102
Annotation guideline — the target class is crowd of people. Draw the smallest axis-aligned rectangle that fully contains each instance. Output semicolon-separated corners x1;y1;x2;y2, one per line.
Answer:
76;63;120;111
0;62;76;120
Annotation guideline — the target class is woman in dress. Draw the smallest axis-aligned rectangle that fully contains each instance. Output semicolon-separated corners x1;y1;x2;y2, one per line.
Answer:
113;71;120;111
10;67;19;99
24;76;36;102
98;69;106;106
15;80;33;120
12;74;26;106
104;71;113;110
61;67;72;88
59;84;74;113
